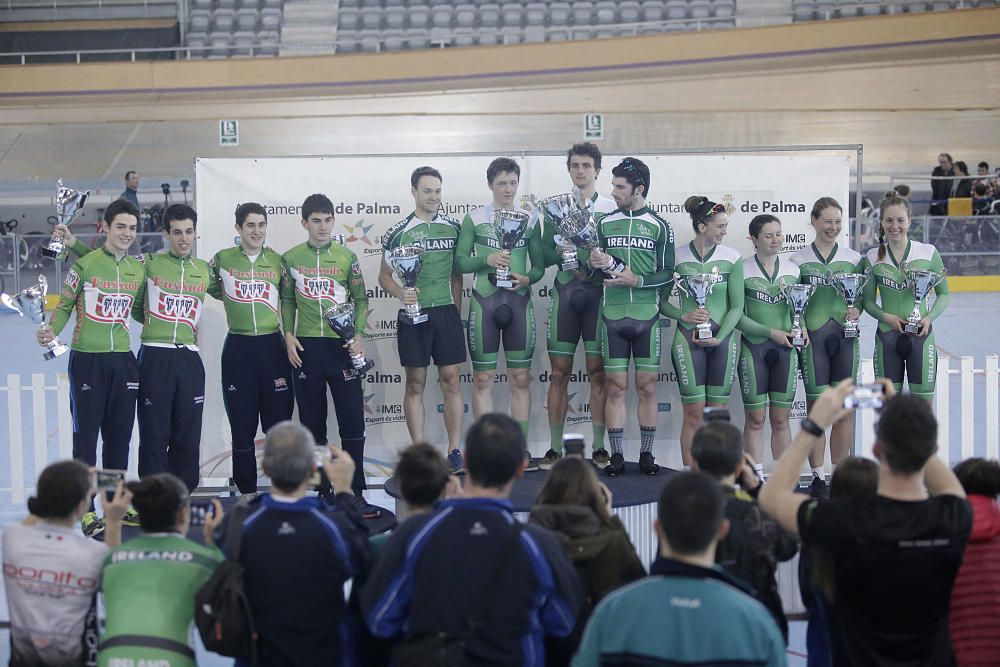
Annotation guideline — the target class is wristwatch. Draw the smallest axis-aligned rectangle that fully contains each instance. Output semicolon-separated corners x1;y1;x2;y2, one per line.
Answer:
800;418;824;437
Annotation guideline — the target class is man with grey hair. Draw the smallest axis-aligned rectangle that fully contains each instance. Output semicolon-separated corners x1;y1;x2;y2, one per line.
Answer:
217;421;372;667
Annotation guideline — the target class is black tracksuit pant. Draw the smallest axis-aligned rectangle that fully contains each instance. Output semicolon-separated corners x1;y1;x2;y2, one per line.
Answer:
221;332;295;493
68;351;138;472
293;336;366;495
137;345;205;492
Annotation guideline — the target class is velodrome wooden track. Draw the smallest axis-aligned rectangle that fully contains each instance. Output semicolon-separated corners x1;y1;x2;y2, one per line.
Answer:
0;7;998;194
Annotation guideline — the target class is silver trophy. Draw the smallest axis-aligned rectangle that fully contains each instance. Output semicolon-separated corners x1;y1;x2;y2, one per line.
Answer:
331;234;345;246
827;270;870;339
779;279;815;349
901;262;945;335
674;267;723;340
387;245;427;324
1;275;69;360
492;209;530;288
540;193;595;271
44;180;90;260
323;302;374;379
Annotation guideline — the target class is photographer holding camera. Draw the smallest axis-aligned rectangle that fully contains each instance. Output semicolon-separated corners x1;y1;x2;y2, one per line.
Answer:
760;380;971;666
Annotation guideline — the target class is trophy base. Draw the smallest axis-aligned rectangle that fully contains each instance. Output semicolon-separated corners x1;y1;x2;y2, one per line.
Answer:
494;279;515;289
343;358;374;381
904;323;920;335
792;336;806;348
402;311;428;325
843;323;859;339
41;247;65;261
695;325;714;340
560;260;579;271
43;343;69;360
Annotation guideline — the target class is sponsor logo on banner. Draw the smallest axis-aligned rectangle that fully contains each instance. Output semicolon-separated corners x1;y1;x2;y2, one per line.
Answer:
363;389;406;426
342;221;375;246
658;402;672;412
791;399;807;420
437;403;470;414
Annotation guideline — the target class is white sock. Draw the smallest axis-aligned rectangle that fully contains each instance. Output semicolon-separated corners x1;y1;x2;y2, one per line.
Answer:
812;467;824;479
753;463;764;477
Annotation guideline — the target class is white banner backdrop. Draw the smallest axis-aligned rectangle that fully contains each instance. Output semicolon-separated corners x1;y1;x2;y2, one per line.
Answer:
195;152;849;475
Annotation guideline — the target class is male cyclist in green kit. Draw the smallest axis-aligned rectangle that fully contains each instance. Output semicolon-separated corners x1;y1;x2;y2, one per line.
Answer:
539;143;617;468
455;157;545;435
588;158;675;476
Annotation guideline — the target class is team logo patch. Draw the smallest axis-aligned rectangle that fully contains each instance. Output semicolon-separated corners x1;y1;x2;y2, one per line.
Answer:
274;377;288;391
65;269;80;291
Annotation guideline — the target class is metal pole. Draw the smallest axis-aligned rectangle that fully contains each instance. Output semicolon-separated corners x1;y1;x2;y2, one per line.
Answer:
854;145;864;252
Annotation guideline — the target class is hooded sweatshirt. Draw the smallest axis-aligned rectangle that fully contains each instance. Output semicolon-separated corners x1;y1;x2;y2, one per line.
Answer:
949;494;1000;667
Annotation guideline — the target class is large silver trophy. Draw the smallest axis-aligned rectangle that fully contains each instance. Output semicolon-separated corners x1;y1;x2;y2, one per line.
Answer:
44;180;90;260
387;245;427;324
539;193;596;271
674;267;723;340
1;275;69;360
779;279;815;349
900;261;945;335
323;302;374;378
492;209;530;288
827;270;870;339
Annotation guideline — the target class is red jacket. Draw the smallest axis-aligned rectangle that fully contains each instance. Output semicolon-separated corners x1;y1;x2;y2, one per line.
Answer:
950;494;1000;667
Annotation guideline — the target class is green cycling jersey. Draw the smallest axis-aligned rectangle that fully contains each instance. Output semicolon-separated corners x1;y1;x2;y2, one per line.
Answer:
737;255;800;345
660;242;744;340
454;204;544;297
51;247;146;353
860;240;950;331
98;534;222;667
789;242;865;330
381;212;461;308
132;251;211;346
208;245;286;336
281;240;368;338
593;206;675;320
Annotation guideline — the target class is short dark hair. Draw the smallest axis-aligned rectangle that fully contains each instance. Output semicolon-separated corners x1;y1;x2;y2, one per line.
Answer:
691;422;744;479
612;157;651;197
953;458;1000;497
748;214;780;238
125;170;137;181
27;460;92;520
411;166;442;189
955;161;969;176
566;142;603;171
263;421;315;494
830;456;878;499
235;202;267;228
396;442;451;507
161;203;197;232
978;161;990;171
464;413;525;489
486;157;520;185
876;393;938;474
658;472;725;556
301;194;335;221
105;198;140;224
126;474;189;533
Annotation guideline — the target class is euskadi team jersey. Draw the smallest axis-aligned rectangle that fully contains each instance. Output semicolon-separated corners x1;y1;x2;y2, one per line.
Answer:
455;204;544;297
208;246;286;336
738;255;800;345
281;241;369;338
860;240;949;332
133;251;211;346
789;242;865;331
382;212;462;308
541;191;618;286
662;242;744;339
595;206;675;320
51;247;145;353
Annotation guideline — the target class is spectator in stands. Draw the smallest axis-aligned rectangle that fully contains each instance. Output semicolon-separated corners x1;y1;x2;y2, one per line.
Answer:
973;161;999;198
800;456;878;667
2;461;130;667
98;473;224;667
949;458;1000;667
690;420;798;642
760;379;972;666
953;161;973;198
893;183;911;200
572;472;786;667
217;421;371;667
530;456;646;603
120;170;140;209
972;183;994;215
931;153;955;214
362;413;583;666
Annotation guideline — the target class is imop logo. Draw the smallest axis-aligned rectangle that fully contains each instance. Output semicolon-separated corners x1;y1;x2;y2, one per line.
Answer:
342;221;375;246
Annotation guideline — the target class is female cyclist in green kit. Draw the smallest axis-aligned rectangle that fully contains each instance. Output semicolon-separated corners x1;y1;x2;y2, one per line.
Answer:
661;196;744;467
738;215;803;473
860;192;949;401
790;197;865;480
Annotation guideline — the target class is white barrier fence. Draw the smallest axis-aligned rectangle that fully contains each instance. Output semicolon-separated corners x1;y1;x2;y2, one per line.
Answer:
2;355;998;505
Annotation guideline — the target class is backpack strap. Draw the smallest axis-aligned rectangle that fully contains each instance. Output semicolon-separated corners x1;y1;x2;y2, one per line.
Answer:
224;503;250;561
466;520;523;632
